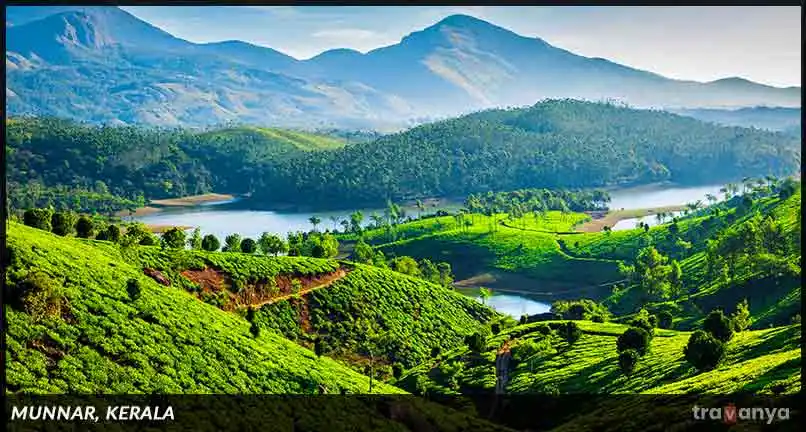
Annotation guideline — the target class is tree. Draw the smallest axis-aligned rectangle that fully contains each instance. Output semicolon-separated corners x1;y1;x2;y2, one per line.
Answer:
656;310;674;329
74;216;95;238
390;256;421;277
437;262;453;287
730;299;751;332
201;234;221;252
465;332;486;353
353;240;374;263
618;349;639;375
121;223;150;247
703;309;733;342
418;259;440;284
126;279;142;300
187;228;203;250
23;208;53;231
349;210;364;233
617;327;651;355
308;216;321;232
629;309;656;336
258;232;284;256
478;287;492;306
224;233;242;252
105;224;121;243
559;321;582;345
684;330;725;371
51;211;76;236
241;238;258;254
161;227;186;249
329;216;341;232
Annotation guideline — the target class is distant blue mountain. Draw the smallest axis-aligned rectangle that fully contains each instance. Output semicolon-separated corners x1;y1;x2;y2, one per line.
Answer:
5;7;800;129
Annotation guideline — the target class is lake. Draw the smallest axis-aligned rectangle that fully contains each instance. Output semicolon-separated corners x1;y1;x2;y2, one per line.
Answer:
460;291;552;318
131;183;725;312
608;183;723;231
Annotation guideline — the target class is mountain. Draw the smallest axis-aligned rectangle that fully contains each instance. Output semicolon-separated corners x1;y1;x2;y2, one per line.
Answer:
5;7;800;129
671;106;801;133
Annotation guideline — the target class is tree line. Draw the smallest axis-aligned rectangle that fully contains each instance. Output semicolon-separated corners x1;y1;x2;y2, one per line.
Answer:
7;99;800;214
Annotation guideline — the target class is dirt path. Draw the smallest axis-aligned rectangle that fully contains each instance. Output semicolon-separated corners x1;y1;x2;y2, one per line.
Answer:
244;268;348;309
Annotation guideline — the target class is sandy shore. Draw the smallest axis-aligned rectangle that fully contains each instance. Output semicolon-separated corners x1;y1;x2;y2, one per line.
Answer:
145;224;194;234
150;193;235;207
576;205;686;233
114;206;162;217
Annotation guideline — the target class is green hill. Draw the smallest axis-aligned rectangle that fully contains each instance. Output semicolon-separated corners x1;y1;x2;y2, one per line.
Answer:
6;221;496;392
253;99;801;208
398;320;800;395
4;118;347;214
5;223;401;394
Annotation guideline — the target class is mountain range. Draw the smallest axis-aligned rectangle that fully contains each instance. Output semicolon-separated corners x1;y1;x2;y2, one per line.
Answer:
6;6;801;130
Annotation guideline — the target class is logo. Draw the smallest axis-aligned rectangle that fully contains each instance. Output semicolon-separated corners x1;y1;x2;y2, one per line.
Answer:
723;403;737;425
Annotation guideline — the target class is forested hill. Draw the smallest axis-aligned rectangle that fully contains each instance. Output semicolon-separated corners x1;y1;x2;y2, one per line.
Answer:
6;100;801;213
252;100;801;208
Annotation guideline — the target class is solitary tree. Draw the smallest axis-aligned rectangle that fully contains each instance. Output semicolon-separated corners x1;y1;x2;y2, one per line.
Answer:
684;330;725;371
74;216;95;238
479;287;492;306
51;211;76;236
258;232;287;256
223;233;242;252
241;238;258;254
308;216;321;232
187;228;203;250
161;227;187;249
201;234;221;252
23;208;53;231
703;309;734;342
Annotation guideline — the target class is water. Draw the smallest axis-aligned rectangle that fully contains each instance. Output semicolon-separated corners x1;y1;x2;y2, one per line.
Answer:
612;211;683;231
132;201;461;241
607;184;724;210
481;294;551;318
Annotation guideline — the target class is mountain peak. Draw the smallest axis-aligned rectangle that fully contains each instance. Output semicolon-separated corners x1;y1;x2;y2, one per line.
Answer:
434;14;491;28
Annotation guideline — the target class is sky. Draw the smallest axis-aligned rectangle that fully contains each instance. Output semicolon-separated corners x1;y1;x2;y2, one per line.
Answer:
121;6;801;88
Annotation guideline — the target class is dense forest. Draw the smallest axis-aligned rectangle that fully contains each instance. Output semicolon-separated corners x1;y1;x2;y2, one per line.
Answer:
254;100;800;207
6;99;800;213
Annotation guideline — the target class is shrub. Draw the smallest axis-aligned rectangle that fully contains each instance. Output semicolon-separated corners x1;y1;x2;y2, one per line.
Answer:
202;234;221;252
74;216;95;238
684;330;726;371
23;208;53;231
311;244;326;258
519;314;529;325
618;349;639;375
21;272;64;322
558;321;582;345
656;310;674;329
617;327;651;356
161;227;187;250
106;224;121;243
551;299;610;321
241;238;258;254
51;211;77;236
139;233;158;246
703;309;734;342
392;363;404;378
629;309;656;336
126;279;142;300
730;299;751;332
464;332;486;353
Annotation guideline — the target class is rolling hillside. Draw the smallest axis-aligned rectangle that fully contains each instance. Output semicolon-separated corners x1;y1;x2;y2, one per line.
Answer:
6;7;800;129
254;99;801;208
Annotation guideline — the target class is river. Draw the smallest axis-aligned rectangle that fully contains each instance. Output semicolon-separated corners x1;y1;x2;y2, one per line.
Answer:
131;183;724;317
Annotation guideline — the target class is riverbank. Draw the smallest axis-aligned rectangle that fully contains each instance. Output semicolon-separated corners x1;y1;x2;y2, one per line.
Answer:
576;205;685;232
146;224;194;234
150;193;236;207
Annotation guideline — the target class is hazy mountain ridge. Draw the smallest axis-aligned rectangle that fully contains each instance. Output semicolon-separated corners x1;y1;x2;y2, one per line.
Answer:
6;6;800;129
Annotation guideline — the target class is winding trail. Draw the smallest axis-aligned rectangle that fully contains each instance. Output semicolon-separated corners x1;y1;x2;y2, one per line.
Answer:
243;268;349;309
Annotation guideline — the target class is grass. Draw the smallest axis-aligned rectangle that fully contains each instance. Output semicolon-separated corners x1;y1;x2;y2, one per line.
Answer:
400;320;801;395
5;222;401;394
